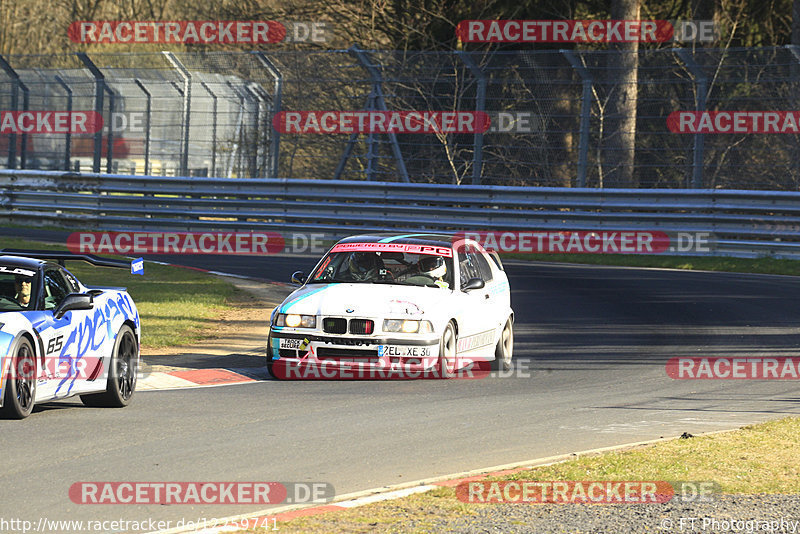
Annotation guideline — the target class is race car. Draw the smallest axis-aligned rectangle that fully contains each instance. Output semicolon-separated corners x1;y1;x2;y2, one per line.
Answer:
0;250;141;418
267;234;513;379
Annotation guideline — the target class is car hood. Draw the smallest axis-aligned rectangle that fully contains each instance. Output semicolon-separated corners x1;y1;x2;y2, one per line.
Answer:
278;283;451;318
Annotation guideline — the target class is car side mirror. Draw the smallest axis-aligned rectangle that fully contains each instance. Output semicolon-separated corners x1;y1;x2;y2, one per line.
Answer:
462;278;485;291
291;271;307;285
54;293;93;319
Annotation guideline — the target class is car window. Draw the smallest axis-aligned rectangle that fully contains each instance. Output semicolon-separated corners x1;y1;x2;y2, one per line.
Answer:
0;264;38;311
43;268;72;310
471;248;494;282
60;268;80;293
458;246;482;289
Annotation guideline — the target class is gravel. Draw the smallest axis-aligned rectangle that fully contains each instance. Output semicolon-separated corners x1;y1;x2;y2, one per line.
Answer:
398;495;800;533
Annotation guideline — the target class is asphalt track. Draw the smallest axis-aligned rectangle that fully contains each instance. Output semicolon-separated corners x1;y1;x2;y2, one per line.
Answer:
2;228;800;531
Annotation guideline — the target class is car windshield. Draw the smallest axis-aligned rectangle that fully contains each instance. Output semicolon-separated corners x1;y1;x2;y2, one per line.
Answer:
0;265;38;312
308;249;454;288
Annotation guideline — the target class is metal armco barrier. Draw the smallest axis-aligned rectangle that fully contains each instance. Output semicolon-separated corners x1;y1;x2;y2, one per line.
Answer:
2;169;800;259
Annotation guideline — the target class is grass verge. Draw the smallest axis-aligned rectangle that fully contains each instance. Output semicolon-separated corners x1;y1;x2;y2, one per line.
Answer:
0;237;238;348
249;417;800;533
504;253;800;276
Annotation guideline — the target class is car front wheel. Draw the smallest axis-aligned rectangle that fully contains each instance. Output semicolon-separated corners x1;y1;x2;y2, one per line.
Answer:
81;325;138;408
0;337;36;419
437;321;457;379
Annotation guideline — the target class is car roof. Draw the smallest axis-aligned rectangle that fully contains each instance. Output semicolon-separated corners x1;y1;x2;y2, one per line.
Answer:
337;233;456;249
0;255;45;270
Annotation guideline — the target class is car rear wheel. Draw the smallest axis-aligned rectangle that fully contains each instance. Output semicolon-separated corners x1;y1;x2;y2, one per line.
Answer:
437;322;457;379
81;325;137;408
492;317;514;372
0;337;36;419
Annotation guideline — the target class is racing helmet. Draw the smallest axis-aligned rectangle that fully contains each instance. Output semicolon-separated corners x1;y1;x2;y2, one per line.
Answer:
418;255;446;279
347;252;377;279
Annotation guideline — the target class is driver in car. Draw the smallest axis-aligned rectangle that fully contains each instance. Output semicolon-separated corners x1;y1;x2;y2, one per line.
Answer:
14;274;33;308
345;252;379;281
404;256;449;288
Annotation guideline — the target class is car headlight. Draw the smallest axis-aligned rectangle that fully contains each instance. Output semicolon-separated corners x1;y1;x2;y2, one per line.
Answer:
383;319;433;334
274;313;316;328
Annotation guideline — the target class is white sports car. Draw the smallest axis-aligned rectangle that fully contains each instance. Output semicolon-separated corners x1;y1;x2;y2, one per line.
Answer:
0;250;141;418
267;234;513;379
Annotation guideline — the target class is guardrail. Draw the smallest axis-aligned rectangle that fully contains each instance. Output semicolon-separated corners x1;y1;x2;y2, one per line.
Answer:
1;169;800;259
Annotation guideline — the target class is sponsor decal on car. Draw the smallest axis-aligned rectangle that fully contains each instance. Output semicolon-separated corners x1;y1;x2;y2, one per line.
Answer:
456;330;495;353
330;242;453;257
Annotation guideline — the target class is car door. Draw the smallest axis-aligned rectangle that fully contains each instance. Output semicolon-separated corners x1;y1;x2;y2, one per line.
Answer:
35;266;98;399
453;244;490;359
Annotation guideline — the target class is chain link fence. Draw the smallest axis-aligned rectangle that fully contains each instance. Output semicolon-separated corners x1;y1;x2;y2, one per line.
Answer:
0;47;798;189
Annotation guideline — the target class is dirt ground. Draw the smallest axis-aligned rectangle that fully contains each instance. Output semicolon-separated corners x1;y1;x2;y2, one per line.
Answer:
140;275;293;371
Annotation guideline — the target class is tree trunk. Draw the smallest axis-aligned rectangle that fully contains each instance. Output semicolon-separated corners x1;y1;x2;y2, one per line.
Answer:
604;0;639;188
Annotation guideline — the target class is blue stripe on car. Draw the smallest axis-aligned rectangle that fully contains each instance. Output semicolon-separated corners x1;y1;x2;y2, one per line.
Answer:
279;285;330;314
379;234;431;243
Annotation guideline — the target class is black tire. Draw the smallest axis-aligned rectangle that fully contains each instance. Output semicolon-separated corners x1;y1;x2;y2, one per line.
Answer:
491;317;514;372
0;336;36;419
266;331;280;380
436;321;457;379
81;325;137;408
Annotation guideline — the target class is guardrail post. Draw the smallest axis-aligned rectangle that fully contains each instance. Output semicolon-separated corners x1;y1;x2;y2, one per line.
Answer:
76;53;105;173
350;45;409;182
457;52;486;185
562;50;592;188
163;52;191;177
198;81;217;177
675;48;707;189
54;75;73;170
254;52;282;178
133;79;151;176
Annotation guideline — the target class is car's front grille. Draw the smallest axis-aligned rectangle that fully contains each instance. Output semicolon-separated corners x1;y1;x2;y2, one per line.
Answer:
316;347;379;361
323;317;348;334
349;319;374;335
279;349;298;358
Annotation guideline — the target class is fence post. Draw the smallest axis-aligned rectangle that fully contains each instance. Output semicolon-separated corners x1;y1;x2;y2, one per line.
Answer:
254;52;282;178
562;50;592;188
133;79;151;176
198;81;217;177
244;85;263;178
675;48;706;189
350;45;409;182
0;55;31;169
248;82;272;177
163;52;191;177
76;53;105;173
54;75;73;170
457;52;486;185
104;86;116;173
226;81;248;178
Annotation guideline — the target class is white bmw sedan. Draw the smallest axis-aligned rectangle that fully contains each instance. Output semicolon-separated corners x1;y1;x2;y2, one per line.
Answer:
267;234;513;379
